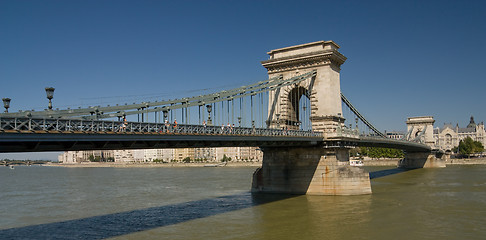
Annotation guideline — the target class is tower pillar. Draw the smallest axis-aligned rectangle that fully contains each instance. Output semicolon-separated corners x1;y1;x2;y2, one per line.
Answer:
261;41;347;133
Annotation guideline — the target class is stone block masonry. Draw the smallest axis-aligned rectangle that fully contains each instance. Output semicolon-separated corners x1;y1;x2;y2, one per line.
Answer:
252;147;371;195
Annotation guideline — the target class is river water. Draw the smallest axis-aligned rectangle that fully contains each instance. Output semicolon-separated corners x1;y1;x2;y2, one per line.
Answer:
1;165;485;239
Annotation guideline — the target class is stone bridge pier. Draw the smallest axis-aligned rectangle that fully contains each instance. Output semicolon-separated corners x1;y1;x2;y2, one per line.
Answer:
252;146;371;195
398;151;447;168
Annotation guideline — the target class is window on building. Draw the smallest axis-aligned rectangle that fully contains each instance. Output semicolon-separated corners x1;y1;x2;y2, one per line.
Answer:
446;134;452;145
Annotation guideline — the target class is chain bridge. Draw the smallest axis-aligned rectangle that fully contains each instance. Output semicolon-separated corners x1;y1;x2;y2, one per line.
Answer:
0;41;446;195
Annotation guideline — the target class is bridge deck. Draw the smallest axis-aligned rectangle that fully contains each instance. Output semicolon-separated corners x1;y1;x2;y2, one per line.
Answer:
0;131;430;153
0;131;324;152
0;117;431;153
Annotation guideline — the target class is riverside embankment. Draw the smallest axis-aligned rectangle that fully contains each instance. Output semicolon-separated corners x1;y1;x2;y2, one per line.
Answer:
446;157;486;165
45;162;262;168
362;157;486;166
45;157;486;168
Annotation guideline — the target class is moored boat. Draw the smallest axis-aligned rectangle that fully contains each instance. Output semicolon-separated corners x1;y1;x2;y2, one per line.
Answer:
350;160;364;166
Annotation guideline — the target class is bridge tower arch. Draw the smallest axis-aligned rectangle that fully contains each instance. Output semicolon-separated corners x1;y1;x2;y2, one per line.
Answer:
280;81;311;130
262;40;346;132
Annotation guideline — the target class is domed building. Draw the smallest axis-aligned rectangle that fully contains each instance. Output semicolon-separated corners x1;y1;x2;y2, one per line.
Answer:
434;116;485;152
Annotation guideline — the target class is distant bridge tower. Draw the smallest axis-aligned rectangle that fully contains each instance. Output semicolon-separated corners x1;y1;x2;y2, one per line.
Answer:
253;41;371;195
262;40;346;132
401;116;446;168
405;116;436;147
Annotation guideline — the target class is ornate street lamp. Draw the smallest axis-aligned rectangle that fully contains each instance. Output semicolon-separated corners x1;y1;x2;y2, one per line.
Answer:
163;108;169;122
140;106;146;122
237;117;241;127
45;87;55;110
2;98;11;113
276;113;280;129
206;104;212;125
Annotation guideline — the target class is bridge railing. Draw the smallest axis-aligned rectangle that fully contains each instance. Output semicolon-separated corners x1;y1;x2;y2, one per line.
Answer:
0;117;323;138
357;135;432;151
359;134;426;145
325;125;360;139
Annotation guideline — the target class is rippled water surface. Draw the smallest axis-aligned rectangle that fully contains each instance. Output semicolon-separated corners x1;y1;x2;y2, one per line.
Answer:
1;165;486;239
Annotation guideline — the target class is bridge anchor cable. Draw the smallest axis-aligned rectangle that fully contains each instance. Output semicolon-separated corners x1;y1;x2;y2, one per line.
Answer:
340;93;385;138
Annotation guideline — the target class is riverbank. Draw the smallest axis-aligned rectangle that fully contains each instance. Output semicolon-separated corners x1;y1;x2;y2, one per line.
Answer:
362;157;486;166
446;157;486;165
43;160;399;168
45;157;486;168
362;159;399;166
46;162;262;168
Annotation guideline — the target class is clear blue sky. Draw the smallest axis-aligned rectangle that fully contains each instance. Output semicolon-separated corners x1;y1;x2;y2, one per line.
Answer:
1;0;485;160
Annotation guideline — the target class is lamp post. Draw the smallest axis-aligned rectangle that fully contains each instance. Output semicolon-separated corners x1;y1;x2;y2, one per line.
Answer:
140;107;145;122
276;113;280;129
163;109;169;122
206;104;212;125
2;98;11;113
237;117;241;127
45;87;55;110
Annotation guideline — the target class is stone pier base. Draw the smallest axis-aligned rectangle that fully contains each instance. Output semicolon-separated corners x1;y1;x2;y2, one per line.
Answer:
252;147;371;195
398;151;447;169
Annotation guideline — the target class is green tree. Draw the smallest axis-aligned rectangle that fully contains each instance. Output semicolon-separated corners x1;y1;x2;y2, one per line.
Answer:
359;147;404;159
182;157;191;163
221;154;232;162
455;137;484;156
474;141;485;153
88;155;101;162
349;148;361;158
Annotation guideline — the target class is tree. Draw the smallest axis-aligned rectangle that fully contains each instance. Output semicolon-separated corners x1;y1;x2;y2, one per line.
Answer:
454;137;484;157
474;141;485;153
88;155;101;162
182;157;191;163
349;148;361;157
221;154;231;162
359;147;404;159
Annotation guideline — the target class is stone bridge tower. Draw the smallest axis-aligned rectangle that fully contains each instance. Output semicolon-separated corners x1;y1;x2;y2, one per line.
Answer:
401;116;446;168
261;40;346;132
253;41;371;195
405;116;436;147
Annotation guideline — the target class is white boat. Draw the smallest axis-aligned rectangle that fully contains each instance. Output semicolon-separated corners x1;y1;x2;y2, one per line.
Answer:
350;160;364;166
204;164;218;167
9;165;15;169
204;162;227;167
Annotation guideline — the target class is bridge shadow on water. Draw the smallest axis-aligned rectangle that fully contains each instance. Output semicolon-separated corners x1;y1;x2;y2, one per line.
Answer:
368;167;413;179
0;192;293;240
